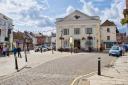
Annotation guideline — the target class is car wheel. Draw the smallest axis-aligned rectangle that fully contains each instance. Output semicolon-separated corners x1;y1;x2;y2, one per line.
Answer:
109;54;111;56
116;55;119;57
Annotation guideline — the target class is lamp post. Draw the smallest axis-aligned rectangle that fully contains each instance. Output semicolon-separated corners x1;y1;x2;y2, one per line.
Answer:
69;36;73;54
14;54;18;71
97;40;99;52
24;38;28;62
88;33;92;52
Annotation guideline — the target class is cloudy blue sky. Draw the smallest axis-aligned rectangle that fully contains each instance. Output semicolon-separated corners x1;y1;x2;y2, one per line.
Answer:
0;0;126;34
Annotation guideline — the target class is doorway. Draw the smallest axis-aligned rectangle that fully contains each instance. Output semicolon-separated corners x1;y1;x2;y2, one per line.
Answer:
74;39;80;49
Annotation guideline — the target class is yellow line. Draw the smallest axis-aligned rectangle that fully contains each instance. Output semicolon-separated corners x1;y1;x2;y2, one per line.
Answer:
110;58;117;66
70;72;96;85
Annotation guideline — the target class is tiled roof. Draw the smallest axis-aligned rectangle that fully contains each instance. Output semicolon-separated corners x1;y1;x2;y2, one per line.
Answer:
101;20;116;26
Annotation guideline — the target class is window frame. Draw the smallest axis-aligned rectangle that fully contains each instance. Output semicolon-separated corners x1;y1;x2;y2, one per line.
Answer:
107;36;110;40
107;28;110;32
86;28;93;34
74;28;80;35
63;29;69;35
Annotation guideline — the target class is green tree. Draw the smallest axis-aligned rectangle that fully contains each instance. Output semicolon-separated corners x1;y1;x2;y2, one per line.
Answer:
121;18;128;25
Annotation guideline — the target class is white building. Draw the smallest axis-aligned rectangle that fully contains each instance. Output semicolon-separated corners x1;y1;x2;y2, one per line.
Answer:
56;10;101;51
0;13;13;50
101;20;117;49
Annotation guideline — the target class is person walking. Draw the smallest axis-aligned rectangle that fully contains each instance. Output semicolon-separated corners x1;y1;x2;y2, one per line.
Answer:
2;46;7;57
40;47;43;53
17;46;22;58
13;46;17;57
7;47;9;57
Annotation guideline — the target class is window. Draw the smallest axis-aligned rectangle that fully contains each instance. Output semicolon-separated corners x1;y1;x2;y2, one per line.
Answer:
107;28;110;32
107;36;110;40
64;40;69;48
74;28;80;35
86;28;92;34
63;29;69;35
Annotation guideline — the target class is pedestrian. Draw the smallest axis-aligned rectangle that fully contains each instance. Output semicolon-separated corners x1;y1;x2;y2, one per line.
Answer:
0;46;2;55
7;47;9;57
13;46;17;57
2;46;7;57
17;46;22;58
40;47;43;53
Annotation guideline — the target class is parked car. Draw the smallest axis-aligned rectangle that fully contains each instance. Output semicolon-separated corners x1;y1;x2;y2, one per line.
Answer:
109;45;122;57
34;46;40;52
42;45;48;51
123;44;128;52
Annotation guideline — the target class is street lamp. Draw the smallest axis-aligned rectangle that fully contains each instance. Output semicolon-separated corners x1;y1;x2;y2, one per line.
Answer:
24;38;28;62
87;33;92;52
97;40;99;52
69;36;73;54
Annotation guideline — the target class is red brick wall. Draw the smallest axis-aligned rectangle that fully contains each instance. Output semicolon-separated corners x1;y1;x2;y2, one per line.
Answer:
36;36;44;45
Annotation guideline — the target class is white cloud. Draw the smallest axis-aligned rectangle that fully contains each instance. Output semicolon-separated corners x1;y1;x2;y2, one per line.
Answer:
0;0;54;32
66;6;75;15
79;0;125;31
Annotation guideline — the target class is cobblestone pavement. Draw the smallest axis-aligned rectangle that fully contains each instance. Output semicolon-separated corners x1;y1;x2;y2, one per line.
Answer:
0;53;116;85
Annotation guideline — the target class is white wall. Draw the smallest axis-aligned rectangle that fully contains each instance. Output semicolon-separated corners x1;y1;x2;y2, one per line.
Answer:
0;13;13;50
101;26;117;42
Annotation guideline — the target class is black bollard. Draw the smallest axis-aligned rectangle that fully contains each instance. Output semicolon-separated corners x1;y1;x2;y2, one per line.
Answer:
14;56;18;71
98;57;101;75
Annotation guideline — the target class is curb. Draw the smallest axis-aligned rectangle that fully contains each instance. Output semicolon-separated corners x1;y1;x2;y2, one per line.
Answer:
70;57;118;85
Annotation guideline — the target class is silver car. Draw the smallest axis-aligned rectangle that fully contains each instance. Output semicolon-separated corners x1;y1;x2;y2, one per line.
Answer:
109;45;122;57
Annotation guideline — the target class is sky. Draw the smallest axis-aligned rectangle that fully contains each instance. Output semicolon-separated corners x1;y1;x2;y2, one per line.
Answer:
0;0;126;34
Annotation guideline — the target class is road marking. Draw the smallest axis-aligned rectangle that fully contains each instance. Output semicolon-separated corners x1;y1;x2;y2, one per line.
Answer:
71;57;118;85
109;57;117;66
70;72;96;85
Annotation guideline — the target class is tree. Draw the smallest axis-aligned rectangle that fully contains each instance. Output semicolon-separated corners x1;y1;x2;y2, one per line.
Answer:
121;18;128;25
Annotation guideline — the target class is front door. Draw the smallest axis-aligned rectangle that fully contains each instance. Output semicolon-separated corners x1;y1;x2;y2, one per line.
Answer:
74;39;80;49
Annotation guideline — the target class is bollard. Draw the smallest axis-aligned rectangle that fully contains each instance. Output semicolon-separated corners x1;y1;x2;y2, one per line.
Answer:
98;57;101;75
14;56;18;71
52;48;54;54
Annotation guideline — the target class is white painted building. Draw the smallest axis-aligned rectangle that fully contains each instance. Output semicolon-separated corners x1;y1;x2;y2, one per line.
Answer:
56;10;101;51
101;20;117;49
0;13;13;50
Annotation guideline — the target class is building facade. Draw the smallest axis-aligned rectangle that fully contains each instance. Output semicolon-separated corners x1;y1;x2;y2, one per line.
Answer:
100;20;117;49
56;10;101;51
116;33;126;44
0;13;13;51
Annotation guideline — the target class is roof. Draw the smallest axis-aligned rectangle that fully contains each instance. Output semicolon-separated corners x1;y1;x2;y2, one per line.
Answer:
13;31;25;40
56;10;100;22
101;20;116;26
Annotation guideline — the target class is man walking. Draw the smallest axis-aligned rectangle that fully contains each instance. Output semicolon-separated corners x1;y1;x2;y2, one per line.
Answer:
13;46;17;57
17;46;22;58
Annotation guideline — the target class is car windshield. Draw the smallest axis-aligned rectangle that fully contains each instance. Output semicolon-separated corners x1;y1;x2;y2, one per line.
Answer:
112;46;119;50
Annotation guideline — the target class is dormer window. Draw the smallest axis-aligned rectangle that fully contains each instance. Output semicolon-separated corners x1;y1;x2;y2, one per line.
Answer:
74;15;80;19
